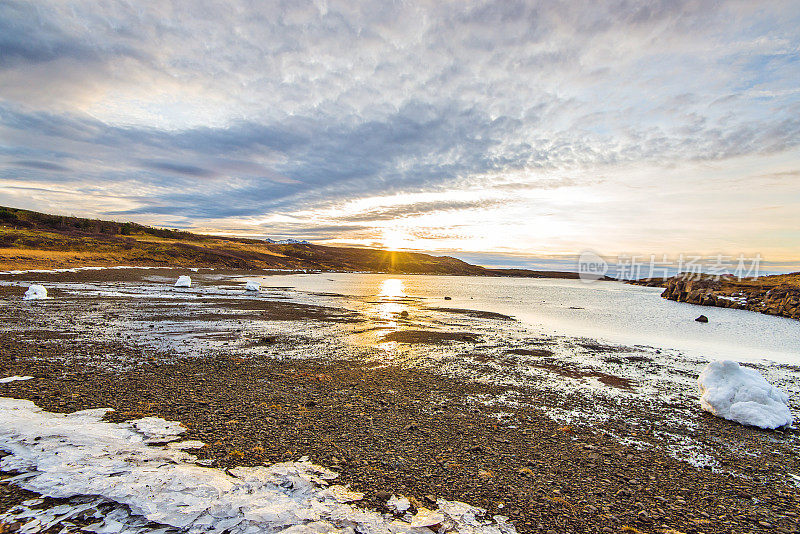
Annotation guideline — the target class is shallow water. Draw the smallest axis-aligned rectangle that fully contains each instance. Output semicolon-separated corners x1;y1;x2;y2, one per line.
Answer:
251;273;800;365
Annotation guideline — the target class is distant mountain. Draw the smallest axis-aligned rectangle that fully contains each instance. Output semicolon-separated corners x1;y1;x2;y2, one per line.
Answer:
0;205;583;278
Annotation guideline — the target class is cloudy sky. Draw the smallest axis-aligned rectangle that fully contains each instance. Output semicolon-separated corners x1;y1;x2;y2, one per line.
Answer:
1;0;799;266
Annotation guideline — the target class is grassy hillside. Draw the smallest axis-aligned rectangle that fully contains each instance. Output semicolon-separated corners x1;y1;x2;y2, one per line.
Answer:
0;206;579;277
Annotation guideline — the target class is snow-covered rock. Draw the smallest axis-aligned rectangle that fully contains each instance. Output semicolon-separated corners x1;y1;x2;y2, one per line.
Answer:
698;360;793;429
23;285;47;300
245;280;261;291
174;275;191;288
0;398;517;534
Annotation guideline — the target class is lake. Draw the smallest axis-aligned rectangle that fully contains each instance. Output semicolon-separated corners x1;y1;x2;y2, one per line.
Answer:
265;273;800;365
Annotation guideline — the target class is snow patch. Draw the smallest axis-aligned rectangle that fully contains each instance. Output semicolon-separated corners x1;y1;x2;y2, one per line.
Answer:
386;495;410;513
0;398;516;534
130;417;186;443
167;440;205;450
174;276;191;288
245;280;261;292
0;376;33;384
23;285;48;300
0;266;208;276
717;295;747;304
409;508;444;528
265;238;311;245
698;360;793;429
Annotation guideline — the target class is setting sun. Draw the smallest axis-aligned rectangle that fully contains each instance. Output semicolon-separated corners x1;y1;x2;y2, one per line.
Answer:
381;228;413;251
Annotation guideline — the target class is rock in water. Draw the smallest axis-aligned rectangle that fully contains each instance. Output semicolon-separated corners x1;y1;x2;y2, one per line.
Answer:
23;285;47;300
695;315;708;323
698;360;793;429
174;275;191;288
245;281;260;291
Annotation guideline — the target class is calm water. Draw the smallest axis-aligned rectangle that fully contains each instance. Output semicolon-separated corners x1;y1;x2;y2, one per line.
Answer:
266;273;800;365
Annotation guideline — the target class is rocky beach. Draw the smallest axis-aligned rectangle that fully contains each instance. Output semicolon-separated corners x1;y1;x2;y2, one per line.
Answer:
0;268;797;533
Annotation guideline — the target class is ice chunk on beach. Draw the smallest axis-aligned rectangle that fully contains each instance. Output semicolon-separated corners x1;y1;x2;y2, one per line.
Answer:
23;285;47;300
174;275;191;288
410;508;445;528
131;417;186;443
698;360;793;429
245;280;261;291
0;376;33;384
387;495;410;513
167;440;205;450
0;397;517;534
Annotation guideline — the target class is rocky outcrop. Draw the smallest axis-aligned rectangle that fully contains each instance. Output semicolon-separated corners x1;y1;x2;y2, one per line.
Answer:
659;274;800;321
757;286;800;319
661;276;721;306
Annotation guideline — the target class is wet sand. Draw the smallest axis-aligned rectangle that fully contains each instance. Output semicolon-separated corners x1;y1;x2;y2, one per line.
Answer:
0;268;798;533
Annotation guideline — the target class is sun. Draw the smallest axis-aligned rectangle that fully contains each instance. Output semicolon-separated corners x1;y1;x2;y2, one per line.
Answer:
381;228;411;250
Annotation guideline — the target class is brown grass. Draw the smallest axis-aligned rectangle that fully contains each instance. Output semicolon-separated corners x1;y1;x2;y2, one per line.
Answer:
0;247;130;271
0;224;491;274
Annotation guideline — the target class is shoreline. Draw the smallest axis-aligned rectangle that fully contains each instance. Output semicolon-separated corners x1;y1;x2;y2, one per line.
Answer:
0;268;798;533
0;262;594;284
630;274;800;322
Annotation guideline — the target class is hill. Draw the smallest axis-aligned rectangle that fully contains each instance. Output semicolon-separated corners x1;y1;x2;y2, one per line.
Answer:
0;206;580;278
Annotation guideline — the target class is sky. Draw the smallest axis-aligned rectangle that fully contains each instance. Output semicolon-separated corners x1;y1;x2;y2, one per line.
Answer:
1;0;799;269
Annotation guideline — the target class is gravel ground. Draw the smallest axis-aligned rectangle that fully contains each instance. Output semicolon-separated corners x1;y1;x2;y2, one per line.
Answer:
0;334;798;534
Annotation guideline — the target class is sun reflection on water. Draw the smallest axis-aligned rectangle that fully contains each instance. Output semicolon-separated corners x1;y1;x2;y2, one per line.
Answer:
377;279;407;328
378;279;405;298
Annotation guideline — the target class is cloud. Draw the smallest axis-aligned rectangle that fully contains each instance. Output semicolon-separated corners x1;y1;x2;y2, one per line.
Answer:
0;1;98;68
1;184;73;194
756;170;800;180
139;160;216;178
0;0;799;258
338;199;508;222
8;160;70;172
